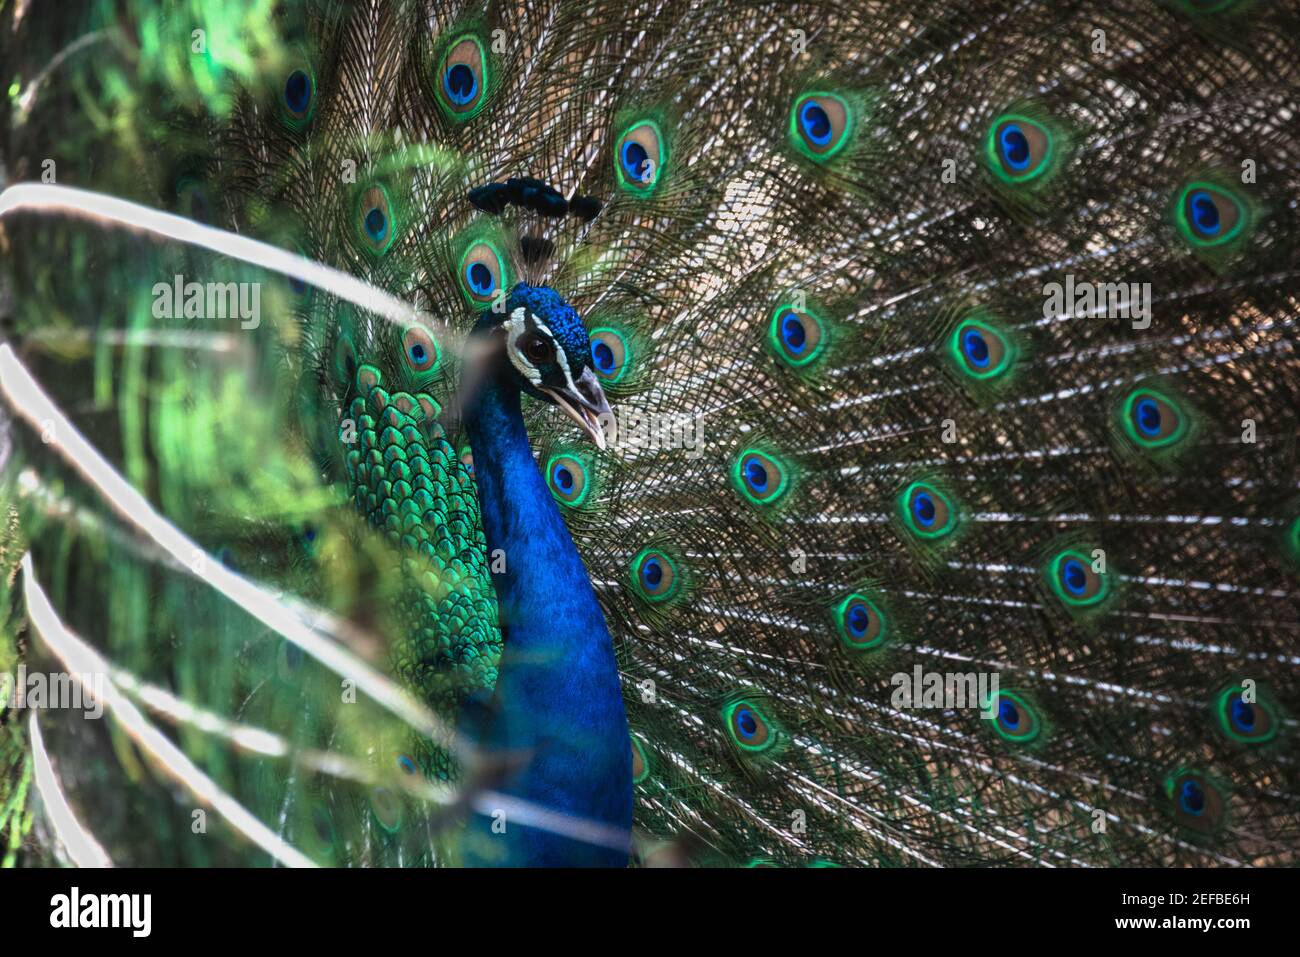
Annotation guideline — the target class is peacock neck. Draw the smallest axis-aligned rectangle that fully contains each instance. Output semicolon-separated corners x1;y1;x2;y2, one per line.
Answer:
462;375;632;867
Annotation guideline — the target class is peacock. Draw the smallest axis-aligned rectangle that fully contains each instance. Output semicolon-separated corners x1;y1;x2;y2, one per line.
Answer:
0;0;1298;869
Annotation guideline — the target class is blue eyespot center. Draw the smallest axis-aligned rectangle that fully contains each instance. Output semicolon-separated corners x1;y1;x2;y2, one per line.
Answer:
744;459;769;493
643;558;662;588
285;69;311;114
554;465;574;492
999;124;1030;170
800;101;832;145
736;709;758;739
397;754;417;775
592;340;615;373
365;207;387;242
409;343;426;363
913;492;936;526
998;699;1021;729
1230;696;1255;732
781;312;806;352
467;261;493;295
621;141;650;182
1135;398;1161;436
962;329;990;366
1190;190;1220;235
1179;779;1206;816
1062;558;1087;596
846;603;868;637
444;63;478;105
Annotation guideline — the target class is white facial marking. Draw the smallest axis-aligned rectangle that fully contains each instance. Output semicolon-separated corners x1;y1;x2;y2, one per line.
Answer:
504;307;544;386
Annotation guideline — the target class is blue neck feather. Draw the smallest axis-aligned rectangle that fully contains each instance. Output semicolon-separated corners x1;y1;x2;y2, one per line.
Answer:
463;376;632;867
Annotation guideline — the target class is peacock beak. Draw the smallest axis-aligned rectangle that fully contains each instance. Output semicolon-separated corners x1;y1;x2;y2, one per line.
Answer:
541;367;615;450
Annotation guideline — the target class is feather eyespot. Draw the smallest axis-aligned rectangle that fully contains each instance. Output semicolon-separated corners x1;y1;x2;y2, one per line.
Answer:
791;92;852;160
1121;388;1187;449
1163;768;1226;834
356;185;395;255
836;593;887;651
545;453;590;507
951;317;1012;379
732;449;790;507
899;481;957;539
722;698;778;753
458;240;507;306
1046;548;1109;607
614;120;665;193
987;115;1054;183
369;787;402;832
631;547;679;602
436;36;489;119
768;305;825;367
332;334;358;387
1215;685;1277;744
277;55;317;129
993;691;1040;744
630;735;651;784
396;754;418;775
1175;182;1246;248
283;68;314;122
401;326;440;376
589;327;631;383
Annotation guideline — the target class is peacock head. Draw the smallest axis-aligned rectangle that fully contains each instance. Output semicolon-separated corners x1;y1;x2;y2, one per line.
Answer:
470;281;614;448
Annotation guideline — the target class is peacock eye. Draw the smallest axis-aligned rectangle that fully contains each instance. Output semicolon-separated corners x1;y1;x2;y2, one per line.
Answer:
836;593;887;651
1122;388;1187;449
1215;684;1277;744
458;240;507;305
630;735;651;784
437;35;489;119
993;691;1041;744
356;184;395;255
277;53;317;129
721;697;780;755
631;547;679;602
768;305;826;368
952;317;1012;380
1176;183;1245;247
401;325;440;376
1046;548;1109;607
546;453;590;507
589;327;632;382
987;114;1054;183
899;481;957;539
614;119;665;193
283;68;314;122
333;334;357;386
732;449;790;507
1164;768;1226;834
791;92;852;160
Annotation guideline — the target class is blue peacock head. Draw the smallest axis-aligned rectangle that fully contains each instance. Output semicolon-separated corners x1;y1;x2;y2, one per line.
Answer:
471;281;615;448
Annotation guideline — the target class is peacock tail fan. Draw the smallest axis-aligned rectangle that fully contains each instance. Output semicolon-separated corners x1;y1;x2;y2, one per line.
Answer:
1;0;1299;867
